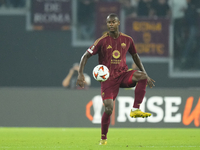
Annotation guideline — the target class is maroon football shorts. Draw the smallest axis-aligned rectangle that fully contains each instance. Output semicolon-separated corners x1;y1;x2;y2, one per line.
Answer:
100;70;137;101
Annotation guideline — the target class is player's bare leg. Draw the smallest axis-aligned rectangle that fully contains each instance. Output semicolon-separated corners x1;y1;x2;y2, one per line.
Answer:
130;71;151;118
99;99;113;145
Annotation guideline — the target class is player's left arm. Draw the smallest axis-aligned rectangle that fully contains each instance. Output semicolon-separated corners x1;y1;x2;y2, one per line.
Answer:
128;37;155;88
131;53;155;88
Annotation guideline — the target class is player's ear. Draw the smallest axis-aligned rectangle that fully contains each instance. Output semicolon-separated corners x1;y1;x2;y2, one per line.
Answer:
118;21;120;26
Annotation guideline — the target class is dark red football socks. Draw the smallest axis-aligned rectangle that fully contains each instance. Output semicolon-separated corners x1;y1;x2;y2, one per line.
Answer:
133;79;147;108
101;112;111;139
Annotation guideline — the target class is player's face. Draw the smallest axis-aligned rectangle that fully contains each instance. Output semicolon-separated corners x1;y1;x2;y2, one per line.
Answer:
106;17;120;32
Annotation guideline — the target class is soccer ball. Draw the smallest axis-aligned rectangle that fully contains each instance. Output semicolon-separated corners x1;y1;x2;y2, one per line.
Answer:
92;65;110;82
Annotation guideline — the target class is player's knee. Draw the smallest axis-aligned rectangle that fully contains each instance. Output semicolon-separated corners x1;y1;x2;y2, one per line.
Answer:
103;99;113;115
105;105;113;115
140;71;147;79
133;71;148;81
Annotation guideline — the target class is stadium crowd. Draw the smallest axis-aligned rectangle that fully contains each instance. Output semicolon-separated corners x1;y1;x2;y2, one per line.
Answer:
77;0;200;70
0;0;25;8
1;0;199;70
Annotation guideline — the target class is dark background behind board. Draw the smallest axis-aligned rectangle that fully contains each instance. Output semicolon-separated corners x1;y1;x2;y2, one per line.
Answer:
0;16;200;88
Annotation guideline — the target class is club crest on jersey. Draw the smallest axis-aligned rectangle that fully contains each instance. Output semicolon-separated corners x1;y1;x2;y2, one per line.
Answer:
107;45;112;49
121;43;126;49
112;50;120;59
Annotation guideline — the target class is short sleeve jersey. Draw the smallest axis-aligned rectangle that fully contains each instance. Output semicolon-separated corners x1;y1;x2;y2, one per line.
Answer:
87;32;137;80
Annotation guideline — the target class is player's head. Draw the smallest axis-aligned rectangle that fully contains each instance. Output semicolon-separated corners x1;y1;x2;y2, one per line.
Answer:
106;13;120;33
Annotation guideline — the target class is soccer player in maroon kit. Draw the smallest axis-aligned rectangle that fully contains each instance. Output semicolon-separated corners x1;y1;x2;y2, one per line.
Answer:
77;13;155;145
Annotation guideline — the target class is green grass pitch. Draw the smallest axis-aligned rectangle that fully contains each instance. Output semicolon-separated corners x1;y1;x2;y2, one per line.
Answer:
0;128;200;150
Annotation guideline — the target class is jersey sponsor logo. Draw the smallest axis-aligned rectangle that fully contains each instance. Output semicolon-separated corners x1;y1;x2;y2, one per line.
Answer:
121;43;126;49
112;50;120;59
107;45;112;49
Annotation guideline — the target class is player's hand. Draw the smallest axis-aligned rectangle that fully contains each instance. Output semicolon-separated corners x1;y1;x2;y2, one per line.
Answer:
147;76;155;88
76;73;86;88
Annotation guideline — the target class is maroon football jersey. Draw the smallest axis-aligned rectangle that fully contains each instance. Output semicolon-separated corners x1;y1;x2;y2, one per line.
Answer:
87;32;137;80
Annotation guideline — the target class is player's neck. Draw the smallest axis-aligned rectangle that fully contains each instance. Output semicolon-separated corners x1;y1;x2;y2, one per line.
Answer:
109;31;120;39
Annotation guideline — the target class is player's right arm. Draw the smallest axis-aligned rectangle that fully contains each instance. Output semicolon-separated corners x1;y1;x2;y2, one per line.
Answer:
76;36;103;88
76;51;92;88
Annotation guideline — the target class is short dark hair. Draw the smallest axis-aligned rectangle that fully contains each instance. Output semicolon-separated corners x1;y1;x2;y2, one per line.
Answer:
107;13;119;20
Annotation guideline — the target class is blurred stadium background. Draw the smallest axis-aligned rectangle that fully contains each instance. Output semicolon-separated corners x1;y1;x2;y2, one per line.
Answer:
0;0;200;128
